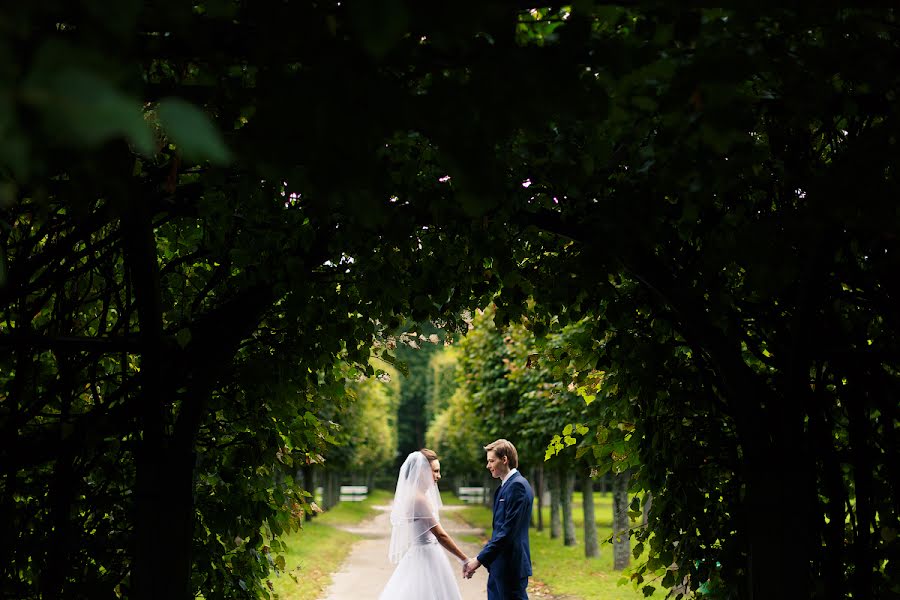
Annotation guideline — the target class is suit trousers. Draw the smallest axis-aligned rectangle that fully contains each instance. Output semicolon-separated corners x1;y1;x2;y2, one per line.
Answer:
487;573;528;600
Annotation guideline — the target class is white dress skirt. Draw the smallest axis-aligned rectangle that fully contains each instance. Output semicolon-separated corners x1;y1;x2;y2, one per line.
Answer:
378;529;462;600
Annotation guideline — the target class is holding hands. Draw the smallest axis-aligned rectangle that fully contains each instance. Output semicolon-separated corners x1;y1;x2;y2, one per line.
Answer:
462;558;481;579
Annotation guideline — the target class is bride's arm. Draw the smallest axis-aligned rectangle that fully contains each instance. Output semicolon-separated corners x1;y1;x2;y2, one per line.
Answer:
430;523;468;563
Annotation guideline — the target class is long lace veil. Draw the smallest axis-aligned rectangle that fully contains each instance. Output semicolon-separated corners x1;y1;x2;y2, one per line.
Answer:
388;451;443;563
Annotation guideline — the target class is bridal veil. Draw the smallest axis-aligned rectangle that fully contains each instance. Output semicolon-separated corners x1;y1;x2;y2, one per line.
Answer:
388;451;443;563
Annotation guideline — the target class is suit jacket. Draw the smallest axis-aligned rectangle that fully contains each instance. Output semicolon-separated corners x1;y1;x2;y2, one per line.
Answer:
477;471;534;583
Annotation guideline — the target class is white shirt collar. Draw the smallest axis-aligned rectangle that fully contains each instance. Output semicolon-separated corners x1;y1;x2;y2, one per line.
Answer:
501;468;518;487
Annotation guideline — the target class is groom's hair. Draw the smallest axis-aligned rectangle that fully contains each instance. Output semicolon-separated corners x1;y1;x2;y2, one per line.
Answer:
484;439;518;469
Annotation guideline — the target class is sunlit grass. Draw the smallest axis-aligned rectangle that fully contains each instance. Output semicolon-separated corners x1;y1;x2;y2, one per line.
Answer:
317;489;392;526
270;489;391;600
440;489;466;505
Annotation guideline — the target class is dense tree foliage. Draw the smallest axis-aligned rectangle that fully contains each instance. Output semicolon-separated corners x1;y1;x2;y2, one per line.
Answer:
393;325;445;463
423;343;491;485
317;360;400;506
429;308;604;556
2;3;898;599
0;2;495;597
477;10;900;600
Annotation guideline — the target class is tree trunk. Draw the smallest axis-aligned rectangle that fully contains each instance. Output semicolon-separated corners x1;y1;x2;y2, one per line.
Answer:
582;470;599;558
628;254;815;597
562;470;577;546
535;465;544;532
848;387;875;598
642;491;652;529
42;444;76;597
549;468;562;539
810;389;846;600
301;464;316;521
323;469;339;510
735;385;813;600
133;443;196;600
485;474;494;508
126;200;196;600
41;354;77;598
612;470;631;570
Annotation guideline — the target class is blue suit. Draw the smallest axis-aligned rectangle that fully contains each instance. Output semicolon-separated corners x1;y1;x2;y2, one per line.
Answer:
477;470;534;600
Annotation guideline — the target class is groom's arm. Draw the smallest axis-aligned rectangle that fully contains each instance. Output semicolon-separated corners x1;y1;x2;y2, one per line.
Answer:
476;482;530;568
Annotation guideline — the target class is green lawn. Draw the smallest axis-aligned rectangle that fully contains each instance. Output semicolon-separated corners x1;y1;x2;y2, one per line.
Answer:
440;489;467;506
270;489;391;600
456;492;649;600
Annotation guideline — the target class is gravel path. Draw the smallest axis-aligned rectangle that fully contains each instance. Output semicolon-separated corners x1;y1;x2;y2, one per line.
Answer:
318;504;489;600
319;503;564;600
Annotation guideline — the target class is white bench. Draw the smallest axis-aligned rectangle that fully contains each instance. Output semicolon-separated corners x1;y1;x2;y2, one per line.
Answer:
340;485;369;502
457;486;487;504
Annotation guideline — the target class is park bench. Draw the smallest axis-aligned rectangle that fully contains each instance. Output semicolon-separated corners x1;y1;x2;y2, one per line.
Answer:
457;486;487;504
339;485;369;502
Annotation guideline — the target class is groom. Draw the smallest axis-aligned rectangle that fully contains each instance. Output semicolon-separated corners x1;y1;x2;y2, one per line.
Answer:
463;439;533;599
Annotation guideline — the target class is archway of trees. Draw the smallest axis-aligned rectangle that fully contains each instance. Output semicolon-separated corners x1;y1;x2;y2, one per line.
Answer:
2;4;898;599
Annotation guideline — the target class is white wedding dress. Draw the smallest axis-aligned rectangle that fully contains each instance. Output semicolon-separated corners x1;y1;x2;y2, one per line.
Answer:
378;451;462;600
378;528;461;600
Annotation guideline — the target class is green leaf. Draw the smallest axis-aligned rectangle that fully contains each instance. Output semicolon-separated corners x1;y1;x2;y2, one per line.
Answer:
633;96;657;112
642;585;656;597
563;423;573;436
24;67;155;155
158;97;232;164
633;541;644;559
661;570;677;588
575;424;589;435
175;328;192;348
659;549;673;564
349;0;409;59
0;237;7;287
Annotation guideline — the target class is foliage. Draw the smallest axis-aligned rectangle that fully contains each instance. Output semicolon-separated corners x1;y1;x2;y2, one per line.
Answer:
3;3;899;599
455;309;525;447
434;306;596;475
426;344;459;424
0;2;494;597
427;387;489;480
326;360;400;475
390;324;446;463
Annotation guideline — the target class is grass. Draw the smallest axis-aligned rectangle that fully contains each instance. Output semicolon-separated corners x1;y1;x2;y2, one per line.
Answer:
270;489;391;600
456;491;649;600
440;489;467;506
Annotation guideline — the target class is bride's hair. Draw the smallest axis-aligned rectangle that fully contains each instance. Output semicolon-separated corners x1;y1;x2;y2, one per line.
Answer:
419;448;438;463
484;439;518;469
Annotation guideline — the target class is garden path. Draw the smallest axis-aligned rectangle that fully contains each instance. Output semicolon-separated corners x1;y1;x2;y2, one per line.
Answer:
319;504;560;600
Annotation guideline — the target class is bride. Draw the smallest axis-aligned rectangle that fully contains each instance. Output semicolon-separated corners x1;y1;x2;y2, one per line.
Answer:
379;449;468;600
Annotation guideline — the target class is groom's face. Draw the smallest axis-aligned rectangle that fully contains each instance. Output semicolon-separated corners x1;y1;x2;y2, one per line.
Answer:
486;450;509;479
